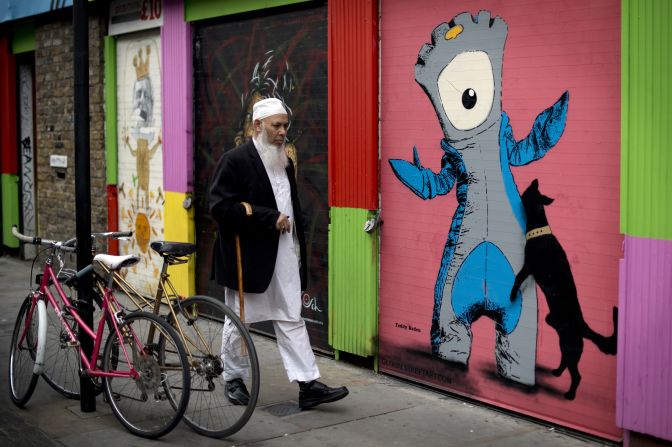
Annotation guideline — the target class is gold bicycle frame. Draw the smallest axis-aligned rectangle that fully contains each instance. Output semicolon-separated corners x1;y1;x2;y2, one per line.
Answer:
94;256;213;368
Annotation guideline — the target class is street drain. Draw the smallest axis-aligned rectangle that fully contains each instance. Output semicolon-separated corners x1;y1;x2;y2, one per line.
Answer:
264;401;301;417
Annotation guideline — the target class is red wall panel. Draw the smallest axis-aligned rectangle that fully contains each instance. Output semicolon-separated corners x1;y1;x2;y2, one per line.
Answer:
328;0;378;209
0;35;18;175
107;185;119;255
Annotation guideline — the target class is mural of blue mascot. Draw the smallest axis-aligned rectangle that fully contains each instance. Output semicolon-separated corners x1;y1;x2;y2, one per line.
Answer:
389;10;569;385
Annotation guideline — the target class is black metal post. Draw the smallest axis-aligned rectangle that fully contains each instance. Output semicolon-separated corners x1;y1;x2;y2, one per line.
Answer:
73;0;95;412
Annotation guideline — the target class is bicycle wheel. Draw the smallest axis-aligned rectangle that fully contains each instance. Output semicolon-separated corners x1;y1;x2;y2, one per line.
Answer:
102;311;190;439
167;295;259;438
8;295;41;406
41;286;109;399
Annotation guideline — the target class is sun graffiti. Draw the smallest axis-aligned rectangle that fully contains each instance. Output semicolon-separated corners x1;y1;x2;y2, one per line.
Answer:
118;182;164;280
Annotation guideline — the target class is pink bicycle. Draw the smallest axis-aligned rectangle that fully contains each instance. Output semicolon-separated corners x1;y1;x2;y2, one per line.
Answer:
8;226;191;439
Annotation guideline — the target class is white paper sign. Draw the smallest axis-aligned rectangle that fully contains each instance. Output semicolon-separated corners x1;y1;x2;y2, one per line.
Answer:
49;155;68;168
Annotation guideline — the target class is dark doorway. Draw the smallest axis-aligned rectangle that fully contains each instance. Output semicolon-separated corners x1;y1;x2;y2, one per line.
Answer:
193;4;330;351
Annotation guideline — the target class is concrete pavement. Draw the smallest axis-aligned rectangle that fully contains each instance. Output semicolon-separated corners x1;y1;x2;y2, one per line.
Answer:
0;255;613;446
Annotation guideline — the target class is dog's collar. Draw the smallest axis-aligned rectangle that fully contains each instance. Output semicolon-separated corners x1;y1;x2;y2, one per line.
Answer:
526;225;552;241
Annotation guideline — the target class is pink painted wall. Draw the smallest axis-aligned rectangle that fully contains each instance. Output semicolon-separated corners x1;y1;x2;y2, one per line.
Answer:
162;0;193;194
380;0;622;440
618;236;672;441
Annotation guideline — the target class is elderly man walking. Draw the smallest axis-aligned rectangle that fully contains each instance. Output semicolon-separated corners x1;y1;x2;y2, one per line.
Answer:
209;98;348;410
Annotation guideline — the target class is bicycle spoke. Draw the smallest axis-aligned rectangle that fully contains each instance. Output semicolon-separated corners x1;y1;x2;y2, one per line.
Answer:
102;312;189;439
41;282;109;399
169;295;259;438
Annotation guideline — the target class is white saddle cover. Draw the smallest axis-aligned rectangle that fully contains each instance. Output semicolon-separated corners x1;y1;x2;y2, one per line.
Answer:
94;253;140;271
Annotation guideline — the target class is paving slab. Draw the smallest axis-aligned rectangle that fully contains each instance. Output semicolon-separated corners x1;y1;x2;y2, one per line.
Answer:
0;256;614;447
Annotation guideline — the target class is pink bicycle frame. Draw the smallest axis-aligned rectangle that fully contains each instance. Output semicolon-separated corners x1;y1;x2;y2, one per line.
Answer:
38;263;140;380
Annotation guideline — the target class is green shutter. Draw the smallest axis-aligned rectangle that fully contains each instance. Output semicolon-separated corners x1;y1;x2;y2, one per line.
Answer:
328;207;378;358
620;0;672;240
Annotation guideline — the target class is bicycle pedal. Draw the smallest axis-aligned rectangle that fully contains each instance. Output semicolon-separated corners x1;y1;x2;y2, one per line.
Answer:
66;340;80;347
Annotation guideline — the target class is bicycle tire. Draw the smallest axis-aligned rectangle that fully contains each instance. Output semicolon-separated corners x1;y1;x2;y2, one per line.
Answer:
102;311;190;439
41;287;110;399
167;295;259;438
8;295;41;407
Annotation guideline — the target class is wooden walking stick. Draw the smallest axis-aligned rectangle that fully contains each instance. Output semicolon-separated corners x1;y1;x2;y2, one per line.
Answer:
234;234;247;355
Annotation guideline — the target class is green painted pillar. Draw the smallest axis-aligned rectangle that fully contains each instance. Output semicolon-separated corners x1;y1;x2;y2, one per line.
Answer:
1;174;20;248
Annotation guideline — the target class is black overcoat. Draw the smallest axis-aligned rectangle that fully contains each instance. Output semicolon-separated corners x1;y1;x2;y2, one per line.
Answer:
209;139;307;293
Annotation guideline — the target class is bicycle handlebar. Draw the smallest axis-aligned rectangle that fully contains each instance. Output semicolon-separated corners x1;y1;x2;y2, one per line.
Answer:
11;226;131;253
12;225;77;252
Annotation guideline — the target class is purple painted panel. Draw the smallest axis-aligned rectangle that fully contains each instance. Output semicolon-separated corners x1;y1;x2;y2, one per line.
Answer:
161;0;193;194
618;236;672;442
617;257;626;427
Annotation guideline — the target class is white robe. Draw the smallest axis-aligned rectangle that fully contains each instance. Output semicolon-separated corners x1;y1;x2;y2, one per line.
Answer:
222;139;319;383
223;145;301;323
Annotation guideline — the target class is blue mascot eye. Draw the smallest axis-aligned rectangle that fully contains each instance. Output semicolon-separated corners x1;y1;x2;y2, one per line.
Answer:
462;89;477;109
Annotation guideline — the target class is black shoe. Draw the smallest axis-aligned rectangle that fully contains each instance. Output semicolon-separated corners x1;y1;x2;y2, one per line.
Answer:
225;378;250;406
298;380;349;410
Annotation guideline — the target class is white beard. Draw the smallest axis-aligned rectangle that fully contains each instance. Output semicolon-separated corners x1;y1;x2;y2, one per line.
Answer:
255;127;288;171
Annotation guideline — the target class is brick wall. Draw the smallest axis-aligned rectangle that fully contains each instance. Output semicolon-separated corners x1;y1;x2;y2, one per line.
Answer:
34;11;107;241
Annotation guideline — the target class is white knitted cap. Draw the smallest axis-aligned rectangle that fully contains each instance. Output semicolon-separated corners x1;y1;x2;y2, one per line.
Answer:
252;98;287;121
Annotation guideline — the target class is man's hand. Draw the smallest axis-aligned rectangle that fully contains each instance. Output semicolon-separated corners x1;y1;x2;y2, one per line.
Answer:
275;213;292;234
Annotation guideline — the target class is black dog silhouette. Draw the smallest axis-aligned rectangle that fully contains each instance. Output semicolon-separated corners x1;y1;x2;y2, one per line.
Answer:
510;179;617;400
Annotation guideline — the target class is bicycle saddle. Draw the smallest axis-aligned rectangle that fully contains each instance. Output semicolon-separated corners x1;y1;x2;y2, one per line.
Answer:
150;241;197;257
94;254;140;271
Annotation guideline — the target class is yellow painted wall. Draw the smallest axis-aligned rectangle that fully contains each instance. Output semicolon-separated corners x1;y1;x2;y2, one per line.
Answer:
164;191;195;296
